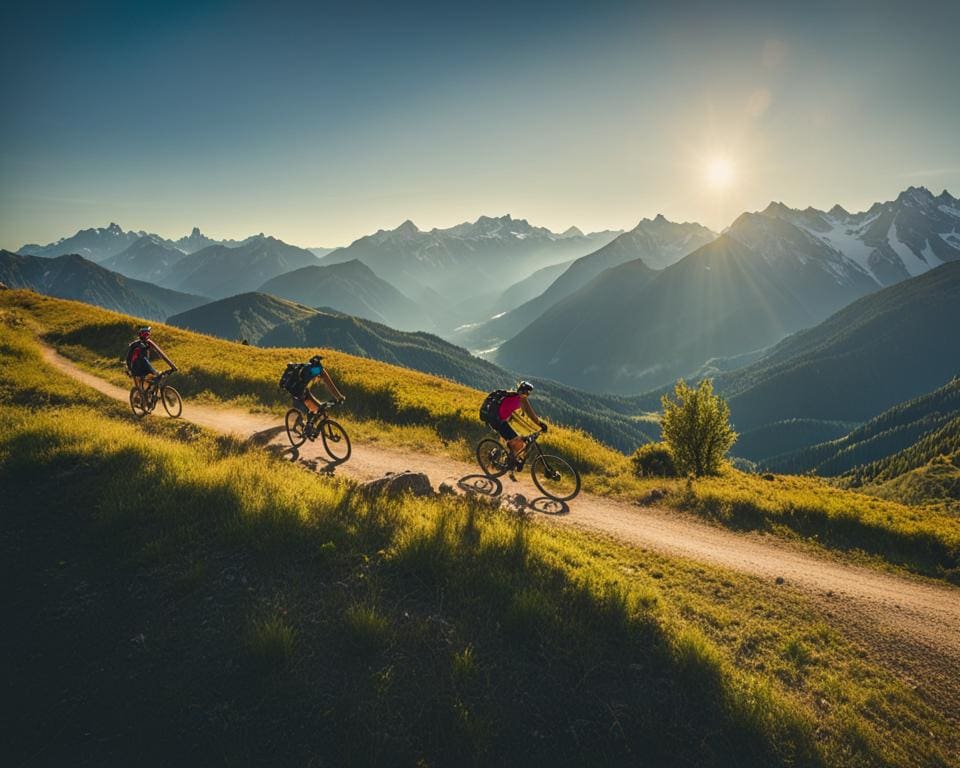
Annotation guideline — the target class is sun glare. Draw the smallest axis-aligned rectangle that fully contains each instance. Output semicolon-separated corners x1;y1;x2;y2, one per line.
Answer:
706;157;735;189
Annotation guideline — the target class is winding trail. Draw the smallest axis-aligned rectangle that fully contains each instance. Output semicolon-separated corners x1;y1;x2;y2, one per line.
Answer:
42;345;960;720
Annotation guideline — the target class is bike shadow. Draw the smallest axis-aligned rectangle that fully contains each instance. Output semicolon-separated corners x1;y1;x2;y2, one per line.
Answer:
457;474;503;497
248;425;287;446
528;497;570;516
271;444;349;474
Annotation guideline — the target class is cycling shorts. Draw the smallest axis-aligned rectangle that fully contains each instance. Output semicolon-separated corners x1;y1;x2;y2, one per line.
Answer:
492;419;518;441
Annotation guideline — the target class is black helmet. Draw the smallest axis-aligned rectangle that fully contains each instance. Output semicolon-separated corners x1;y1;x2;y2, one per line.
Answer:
517;380;534;394
309;354;323;365
138;326;151;339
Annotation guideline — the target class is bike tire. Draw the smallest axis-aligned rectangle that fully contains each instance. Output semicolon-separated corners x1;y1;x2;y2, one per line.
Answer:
320;419;351;462
161;386;183;418
285;408;307;447
129;386;149;419
477;438;511;478
531;454;581;502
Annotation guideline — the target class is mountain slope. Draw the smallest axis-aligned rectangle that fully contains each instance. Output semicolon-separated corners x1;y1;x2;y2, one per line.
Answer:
496;212;878;394
0;250;209;319
166;292;318;344
100;235;189;283
453;215;716;350
321;215;619;306
163;236;320;298
716;262;960;447
258;260;431;331
761;378;960;475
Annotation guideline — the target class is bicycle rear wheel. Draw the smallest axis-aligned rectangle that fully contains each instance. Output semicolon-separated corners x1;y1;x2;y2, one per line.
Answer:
531;454;581;502
320;419;351;462
130;386;149;418
285;408;307;447
477;438;511;478
161;386;183;418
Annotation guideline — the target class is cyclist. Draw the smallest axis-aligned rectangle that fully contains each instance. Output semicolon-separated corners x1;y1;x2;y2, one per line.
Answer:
493;381;548;474
125;326;177;393
289;354;346;428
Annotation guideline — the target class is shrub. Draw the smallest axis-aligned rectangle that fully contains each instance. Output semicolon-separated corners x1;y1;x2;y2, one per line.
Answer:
661;379;737;477
632;441;678;478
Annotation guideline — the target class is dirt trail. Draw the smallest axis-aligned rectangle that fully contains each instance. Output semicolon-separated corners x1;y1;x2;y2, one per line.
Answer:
42;346;960;719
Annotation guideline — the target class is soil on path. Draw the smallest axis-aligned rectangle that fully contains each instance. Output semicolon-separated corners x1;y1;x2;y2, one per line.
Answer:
41;345;960;722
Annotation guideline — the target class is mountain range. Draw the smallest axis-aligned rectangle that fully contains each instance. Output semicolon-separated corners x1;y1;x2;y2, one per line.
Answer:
320;215;621;305
0;250;209;320
452;215;717;350
167;292;317;344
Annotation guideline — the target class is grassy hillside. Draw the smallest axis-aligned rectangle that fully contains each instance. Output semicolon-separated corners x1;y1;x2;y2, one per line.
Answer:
4;290;959;583
2;315;956;766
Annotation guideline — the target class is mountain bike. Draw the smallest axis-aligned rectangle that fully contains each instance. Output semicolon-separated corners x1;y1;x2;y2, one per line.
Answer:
129;370;182;419
477;429;581;502
285;401;351;463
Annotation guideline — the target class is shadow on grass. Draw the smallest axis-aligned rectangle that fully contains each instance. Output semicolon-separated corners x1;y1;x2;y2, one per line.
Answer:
528;497;569;516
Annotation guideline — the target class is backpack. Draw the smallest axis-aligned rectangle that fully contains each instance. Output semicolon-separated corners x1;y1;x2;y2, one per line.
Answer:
279;362;306;393
479;389;510;424
124;339;148;372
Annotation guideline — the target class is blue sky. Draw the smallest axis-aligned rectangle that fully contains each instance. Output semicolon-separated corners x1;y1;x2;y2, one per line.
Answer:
2;0;958;248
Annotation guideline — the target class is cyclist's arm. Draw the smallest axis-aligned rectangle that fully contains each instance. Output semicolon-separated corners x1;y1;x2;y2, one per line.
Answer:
148;340;177;370
319;369;344;401
520;397;546;429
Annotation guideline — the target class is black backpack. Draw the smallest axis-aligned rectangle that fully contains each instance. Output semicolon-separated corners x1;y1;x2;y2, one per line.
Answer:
124;339;148;372
279;362;306;393
479;389;510;424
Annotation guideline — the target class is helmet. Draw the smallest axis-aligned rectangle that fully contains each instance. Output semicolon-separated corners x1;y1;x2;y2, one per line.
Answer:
517;380;534;394
309;354;323;365
138;326;151;339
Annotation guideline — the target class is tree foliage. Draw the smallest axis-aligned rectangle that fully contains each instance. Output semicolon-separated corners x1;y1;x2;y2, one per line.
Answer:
632;441;678;478
661;379;737;477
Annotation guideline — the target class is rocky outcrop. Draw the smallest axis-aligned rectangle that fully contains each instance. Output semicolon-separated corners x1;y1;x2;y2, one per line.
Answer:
359;471;434;498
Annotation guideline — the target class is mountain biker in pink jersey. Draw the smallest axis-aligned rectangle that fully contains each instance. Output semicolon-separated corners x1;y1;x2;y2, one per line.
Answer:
493;381;548;468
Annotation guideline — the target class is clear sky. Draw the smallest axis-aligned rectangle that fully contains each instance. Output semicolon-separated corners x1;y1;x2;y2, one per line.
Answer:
2;0;958;249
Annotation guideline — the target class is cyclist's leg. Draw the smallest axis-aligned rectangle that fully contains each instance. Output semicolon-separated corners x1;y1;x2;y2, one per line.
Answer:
302;389;322;415
494;420;522;462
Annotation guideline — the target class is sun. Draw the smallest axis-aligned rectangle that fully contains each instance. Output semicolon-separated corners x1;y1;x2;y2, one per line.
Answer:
705;157;735;189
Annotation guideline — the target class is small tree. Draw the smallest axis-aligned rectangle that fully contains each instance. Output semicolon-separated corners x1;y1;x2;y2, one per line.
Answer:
660;379;737;477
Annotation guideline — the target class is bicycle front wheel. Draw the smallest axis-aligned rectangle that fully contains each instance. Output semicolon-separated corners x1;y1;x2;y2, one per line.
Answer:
161;386;183;418
531;454;581;502
285;408;307;447
320;419;351;462
130;386;149;419
477;438;510;478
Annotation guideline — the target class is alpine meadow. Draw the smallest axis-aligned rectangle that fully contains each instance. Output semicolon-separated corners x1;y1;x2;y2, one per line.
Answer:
2;1;960;766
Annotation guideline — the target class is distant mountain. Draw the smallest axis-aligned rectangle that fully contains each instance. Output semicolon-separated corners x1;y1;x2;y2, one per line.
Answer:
308;247;336;259
453;215;716;351
0;250;209;320
714;262;960;454
758;186;959;285
18;223;149;262
174;227;218;254
100;236;189;283
258;259;430;331
163;236;320;298
320;215;620;306
167;292;317;344
495;211;878;394
761;378;960;475
258;309;657;452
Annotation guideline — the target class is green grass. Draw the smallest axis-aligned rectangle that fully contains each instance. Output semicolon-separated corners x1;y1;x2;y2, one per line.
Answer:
4;289;960;585
2;307;958;766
